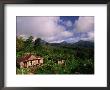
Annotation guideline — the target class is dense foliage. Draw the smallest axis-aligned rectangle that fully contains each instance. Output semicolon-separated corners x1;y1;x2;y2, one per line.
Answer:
16;36;94;74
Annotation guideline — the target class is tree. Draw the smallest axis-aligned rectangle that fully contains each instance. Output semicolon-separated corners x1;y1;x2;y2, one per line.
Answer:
25;36;33;44
34;38;41;46
24;36;34;52
16;36;25;51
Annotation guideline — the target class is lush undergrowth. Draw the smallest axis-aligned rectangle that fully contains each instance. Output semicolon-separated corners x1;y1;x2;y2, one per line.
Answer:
16;36;94;74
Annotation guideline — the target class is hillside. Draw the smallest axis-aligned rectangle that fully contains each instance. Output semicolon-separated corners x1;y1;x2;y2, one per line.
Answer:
16;37;94;74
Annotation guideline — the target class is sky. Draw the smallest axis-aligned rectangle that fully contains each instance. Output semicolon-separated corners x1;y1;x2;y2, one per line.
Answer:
16;16;94;43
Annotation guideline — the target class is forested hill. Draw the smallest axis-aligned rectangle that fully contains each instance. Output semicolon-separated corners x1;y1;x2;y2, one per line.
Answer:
50;40;94;48
16;36;94;74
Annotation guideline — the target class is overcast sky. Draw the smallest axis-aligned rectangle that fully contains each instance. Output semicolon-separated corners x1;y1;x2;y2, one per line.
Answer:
16;16;94;43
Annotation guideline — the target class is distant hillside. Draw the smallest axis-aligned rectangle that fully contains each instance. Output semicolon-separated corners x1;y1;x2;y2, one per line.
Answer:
73;40;94;48
49;40;94;48
35;38;94;49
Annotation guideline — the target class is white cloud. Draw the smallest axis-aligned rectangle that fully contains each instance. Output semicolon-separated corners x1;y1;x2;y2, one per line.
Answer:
45;31;73;42
50;40;65;43
17;16;94;43
17;16;73;42
87;31;94;41
66;37;80;43
60;31;73;37
80;31;94;41
17;34;27;40
74;16;94;32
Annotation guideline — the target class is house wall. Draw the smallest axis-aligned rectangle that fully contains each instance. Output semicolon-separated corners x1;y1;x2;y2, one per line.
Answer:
26;61;31;67
19;57;44;68
58;60;64;65
20;62;24;68
27;61;30;68
36;60;38;64
40;58;43;64
26;59;41;68
58;61;62;64
32;60;37;65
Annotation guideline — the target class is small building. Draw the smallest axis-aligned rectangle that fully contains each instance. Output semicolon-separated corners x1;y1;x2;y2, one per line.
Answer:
17;54;43;68
58;60;65;65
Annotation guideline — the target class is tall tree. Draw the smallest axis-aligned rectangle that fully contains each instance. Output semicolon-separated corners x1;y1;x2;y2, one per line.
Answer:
34;38;41;46
16;36;25;51
25;36;34;52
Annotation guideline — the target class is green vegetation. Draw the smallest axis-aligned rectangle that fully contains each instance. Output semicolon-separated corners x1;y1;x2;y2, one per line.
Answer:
16;36;94;74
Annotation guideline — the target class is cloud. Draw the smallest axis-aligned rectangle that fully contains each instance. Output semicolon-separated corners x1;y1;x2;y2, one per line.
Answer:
87;31;94;41
74;16;94;32
65;37;80;43
66;20;72;27
17;34;27;40
79;31;94;41
50;40;65;43
17;16;94;43
71;16;94;42
17;16;73;42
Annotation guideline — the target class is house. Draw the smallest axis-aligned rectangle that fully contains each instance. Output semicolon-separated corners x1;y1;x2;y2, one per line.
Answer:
58;60;65;65
17;54;43;68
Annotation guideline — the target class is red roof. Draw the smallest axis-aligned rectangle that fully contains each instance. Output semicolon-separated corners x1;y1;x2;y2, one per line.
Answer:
17;54;41;63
